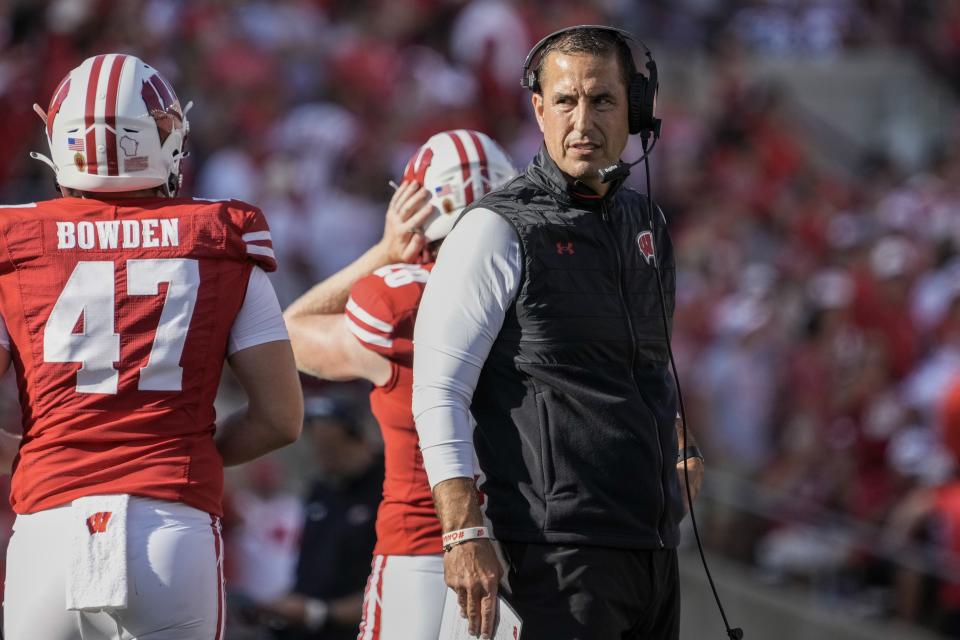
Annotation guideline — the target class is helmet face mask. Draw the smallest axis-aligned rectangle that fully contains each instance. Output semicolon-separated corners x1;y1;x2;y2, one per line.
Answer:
34;54;190;195
402;130;516;242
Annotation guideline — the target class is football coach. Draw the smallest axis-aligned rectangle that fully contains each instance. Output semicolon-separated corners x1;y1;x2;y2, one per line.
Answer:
412;25;705;640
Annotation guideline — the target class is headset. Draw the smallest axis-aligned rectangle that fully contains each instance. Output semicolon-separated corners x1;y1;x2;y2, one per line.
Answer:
522;25;744;640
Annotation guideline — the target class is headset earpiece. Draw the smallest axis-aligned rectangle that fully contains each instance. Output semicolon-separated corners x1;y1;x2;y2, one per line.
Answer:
641;55;661;139
526;69;539;93
628;74;648;135
627;52;659;136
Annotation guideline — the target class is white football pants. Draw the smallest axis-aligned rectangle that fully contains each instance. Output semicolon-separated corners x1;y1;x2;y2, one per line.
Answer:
356;554;446;640
3;496;224;640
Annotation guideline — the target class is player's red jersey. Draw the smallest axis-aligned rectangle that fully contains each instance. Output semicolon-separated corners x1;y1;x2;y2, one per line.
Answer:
0;196;276;516
345;262;440;555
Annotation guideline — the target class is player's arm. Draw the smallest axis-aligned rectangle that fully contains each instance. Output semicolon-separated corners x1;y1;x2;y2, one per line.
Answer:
0;324;19;475
284;181;432;382
217;341;303;466
0;428;19;475
284;312;391;385
216;268;304;466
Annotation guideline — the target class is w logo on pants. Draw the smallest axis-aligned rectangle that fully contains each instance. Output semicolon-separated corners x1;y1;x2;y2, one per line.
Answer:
86;511;112;534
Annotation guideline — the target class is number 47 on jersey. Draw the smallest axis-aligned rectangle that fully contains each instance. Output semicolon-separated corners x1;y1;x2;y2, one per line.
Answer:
43;258;199;394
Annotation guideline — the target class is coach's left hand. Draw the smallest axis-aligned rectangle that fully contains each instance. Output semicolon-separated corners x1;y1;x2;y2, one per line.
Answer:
445;538;503;639
676;456;704;513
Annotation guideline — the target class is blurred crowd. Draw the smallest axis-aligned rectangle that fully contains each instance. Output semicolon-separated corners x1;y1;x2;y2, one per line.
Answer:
2;0;960;636
670;67;960;632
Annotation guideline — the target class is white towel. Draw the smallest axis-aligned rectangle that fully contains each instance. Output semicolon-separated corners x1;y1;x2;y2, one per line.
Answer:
65;494;129;611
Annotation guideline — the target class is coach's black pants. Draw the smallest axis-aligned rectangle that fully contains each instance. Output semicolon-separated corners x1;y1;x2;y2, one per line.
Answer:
501;542;680;640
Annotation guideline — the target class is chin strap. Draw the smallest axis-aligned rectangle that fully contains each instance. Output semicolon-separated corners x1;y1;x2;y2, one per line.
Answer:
30;104;59;189
29;151;61;195
29;151;57;173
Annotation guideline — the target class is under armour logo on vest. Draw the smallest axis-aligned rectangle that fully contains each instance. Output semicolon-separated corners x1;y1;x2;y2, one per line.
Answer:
556;241;575;255
86;511;112;534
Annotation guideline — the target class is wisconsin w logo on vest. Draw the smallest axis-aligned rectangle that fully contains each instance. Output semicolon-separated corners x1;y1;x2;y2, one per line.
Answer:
636;231;655;265
86;511;112;534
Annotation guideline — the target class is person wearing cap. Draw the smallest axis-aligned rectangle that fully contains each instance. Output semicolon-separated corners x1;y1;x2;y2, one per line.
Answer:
258;397;383;640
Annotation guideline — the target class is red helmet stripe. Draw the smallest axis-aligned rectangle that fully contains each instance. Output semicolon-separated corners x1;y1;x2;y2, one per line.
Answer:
46;76;71;140
465;131;490;195
446;132;473;205
84;54;106;175
104;55;127;176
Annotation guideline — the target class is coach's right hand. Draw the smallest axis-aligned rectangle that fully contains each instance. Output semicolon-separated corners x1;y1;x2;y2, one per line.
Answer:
445;538;503;639
433;477;503;638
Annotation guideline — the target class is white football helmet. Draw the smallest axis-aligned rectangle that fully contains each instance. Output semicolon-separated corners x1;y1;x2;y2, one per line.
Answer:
402;129;515;241
32;53;190;194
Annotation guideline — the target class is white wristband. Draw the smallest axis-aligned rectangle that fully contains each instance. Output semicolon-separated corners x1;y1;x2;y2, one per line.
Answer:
442;526;491;552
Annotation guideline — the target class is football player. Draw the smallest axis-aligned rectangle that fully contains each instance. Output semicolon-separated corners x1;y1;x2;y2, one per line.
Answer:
0;54;303;640
283;130;514;639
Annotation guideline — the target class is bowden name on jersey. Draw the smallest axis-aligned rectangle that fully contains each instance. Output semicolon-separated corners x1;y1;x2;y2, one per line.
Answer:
55;218;181;250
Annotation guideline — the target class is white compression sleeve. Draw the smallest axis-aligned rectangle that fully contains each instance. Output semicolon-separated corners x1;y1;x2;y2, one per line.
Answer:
413;209;522;488
228;266;289;355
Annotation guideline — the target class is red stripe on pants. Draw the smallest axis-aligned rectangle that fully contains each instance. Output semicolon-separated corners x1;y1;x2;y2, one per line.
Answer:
210;515;225;640
372;555;388;639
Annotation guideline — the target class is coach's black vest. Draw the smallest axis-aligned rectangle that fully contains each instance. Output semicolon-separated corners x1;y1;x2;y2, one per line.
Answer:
466;147;684;549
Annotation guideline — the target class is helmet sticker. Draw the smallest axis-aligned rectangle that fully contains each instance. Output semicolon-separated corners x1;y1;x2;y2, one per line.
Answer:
119;136;139;157
124;156;149;172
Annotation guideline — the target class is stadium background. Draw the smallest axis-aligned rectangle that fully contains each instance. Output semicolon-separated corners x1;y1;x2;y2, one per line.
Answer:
1;0;960;638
